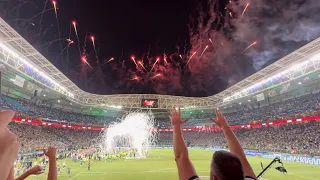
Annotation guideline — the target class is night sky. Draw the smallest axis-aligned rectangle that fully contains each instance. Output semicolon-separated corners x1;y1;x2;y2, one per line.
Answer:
1;0;319;97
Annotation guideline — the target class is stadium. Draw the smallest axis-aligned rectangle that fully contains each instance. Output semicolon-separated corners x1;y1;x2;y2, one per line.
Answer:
1;7;320;180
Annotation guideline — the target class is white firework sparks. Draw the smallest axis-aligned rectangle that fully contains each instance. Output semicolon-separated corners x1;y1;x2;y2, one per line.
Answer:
100;111;157;158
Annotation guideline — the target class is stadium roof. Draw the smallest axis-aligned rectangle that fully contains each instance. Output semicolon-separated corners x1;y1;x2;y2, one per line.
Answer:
1;17;320;109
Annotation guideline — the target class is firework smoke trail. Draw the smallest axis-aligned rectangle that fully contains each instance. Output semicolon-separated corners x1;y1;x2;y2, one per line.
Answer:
138;61;147;71
147;44;151;59
200;45;209;57
152;73;161;79
209;38;214;46
39;0;49;34
106;57;114;64
83;31;88;54
150;57;160;72
131;56;138;67
91;36;99;62
81;56;93;69
229;12;233;18
163;53;168;64
13;8;55;24
183;38;188;56
185;52;197;66
44;38;68;47
241;3;250;17
41;24;53;38
52;1;63;60
56;40;73;61
119;48;123;61
242;41;257;53
72;21;82;58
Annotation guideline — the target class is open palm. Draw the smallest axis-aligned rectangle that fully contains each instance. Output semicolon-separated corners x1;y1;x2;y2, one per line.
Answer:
210;109;229;129
170;107;188;127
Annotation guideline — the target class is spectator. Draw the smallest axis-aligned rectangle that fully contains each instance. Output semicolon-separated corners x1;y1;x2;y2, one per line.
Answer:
170;108;256;180
44;146;57;180
16;165;44;180
0;110;20;180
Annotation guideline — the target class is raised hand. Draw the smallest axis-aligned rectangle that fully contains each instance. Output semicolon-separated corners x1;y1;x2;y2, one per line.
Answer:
28;165;44;175
210;109;229;129
0;110;20;180
170;107;188;127
44;146;56;159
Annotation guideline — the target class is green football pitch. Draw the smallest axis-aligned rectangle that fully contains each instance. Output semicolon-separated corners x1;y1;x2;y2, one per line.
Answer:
28;149;320;180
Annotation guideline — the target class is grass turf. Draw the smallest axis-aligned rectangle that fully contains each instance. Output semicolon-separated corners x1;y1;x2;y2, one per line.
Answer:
27;149;320;180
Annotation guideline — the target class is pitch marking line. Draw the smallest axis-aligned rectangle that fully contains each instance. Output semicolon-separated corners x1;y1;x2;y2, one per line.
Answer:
68;172;82;180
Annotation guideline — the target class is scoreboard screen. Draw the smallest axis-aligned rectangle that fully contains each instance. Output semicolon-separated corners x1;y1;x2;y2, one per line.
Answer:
141;99;159;108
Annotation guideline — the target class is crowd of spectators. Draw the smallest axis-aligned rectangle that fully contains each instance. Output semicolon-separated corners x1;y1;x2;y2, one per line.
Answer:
184;92;320;126
8;122;100;151
2;91;320;127
8;119;320;156
2;91;320;157
158;121;320;155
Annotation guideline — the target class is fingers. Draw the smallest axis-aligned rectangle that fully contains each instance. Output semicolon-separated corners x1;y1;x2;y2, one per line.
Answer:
210;118;217;124
170;107;179;115
169;108;175;115
36;171;44;175
215;109;224;119
178;107;180;115
182;119;188;124
215;109;220;118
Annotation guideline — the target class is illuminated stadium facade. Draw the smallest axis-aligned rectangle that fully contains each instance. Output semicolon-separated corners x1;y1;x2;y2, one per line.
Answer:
1;16;320;116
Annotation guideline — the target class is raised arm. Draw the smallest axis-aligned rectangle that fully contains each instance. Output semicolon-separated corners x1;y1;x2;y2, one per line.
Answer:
170;107;198;180
16;165;44;180
0;110;20;180
211;110;256;179
44;147;57;180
